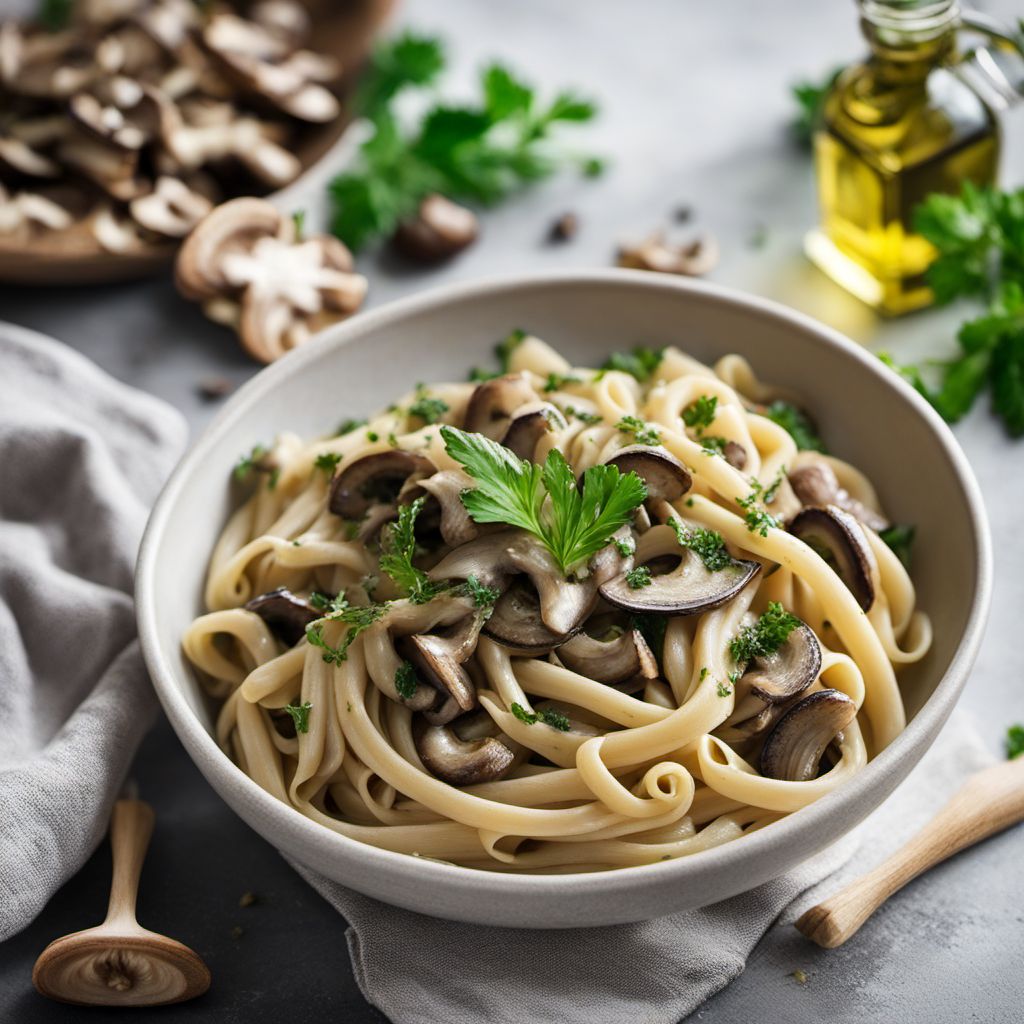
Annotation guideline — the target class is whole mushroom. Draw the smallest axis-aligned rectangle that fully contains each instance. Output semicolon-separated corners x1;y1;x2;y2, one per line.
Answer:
175;198;368;363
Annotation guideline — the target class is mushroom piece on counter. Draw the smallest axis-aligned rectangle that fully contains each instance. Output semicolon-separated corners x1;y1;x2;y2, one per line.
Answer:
415;724;515;786
245;587;319;646
617;232;720;276
129;175;214;236
759;688;857;782
392;194;480;263
788;504;876;611
175;197;368;363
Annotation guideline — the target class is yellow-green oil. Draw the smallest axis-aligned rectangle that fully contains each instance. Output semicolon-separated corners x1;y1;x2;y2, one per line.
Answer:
808;25;999;315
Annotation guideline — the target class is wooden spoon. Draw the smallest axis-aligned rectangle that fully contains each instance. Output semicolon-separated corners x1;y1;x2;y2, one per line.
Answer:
797;755;1024;948
32;799;211;1007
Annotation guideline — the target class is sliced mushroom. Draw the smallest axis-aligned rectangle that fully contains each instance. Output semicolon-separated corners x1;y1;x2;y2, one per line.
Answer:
788;460;889;532
329;450;434;520
417;470;479;548
129;175;213;237
723;440;747;470
500;402;567;462
618;232;719;276
245;587;318;646
0;187;73;235
744;623;821;703
250;0;311;46
463;372;538;439
68;80;151;151
415;724;515;786
57;134;145;200
398;615;483;719
759;688;857;781
605;445;691;502
559;625;658;684
392;194;480;263
788;505;876;611
0;135;61;177
483;579;575;653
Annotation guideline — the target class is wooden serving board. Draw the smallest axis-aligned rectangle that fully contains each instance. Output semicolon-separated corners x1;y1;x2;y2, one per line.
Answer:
0;0;394;286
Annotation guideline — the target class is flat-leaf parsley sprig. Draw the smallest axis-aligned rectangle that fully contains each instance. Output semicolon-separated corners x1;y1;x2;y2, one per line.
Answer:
441;425;647;576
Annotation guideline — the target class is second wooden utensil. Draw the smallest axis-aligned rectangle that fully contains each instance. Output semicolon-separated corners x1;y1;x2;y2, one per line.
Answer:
797;754;1024;948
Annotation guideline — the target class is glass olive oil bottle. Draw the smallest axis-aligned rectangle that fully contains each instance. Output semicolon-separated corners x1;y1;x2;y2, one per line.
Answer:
807;0;1001;315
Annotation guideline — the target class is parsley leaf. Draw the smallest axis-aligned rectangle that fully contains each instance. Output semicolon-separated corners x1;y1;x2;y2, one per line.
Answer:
394;661;420;700
716;681;732;698
669;519;732;572
442;425;647;574
563;405;603;425
283;700;312;733
408;391;450;424
306;602;387;664
763;400;826;452
511;702;571;731
600;346;665;382
631;613;666;663
460;573;500;608
683;395;718;431
543;372;581;393
357;32;446;118
879;523;915;570
736;474;784;536
336;418;367;436
625;566;652;589
310;590;347;614
379;497;445;603
790;67;842;146
314;452;342;475
1007;724;1024;760
496;328;527;372
729;602;802;662
616;415;661;446
234;444;271;482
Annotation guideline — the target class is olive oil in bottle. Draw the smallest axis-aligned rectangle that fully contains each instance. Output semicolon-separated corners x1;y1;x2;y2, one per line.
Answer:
806;0;999;315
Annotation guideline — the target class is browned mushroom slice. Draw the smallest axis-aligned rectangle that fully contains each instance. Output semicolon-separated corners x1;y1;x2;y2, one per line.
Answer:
559;625;658;683
788;505;875;611
245;587;319;646
398;616;482;719
723;440;747;471
745;624;821;703
605;445;691;502
130;176;213;237
393;194;480;263
483;579;575;654
250;0;312;46
759;688;857;781
600;550;759;616
328;450;434;520
500;402;567;462
0;136;60;178
788;460;889;532
618;233;719;276
415;724;515;786
463;372;537;439
58;135;145;201
417;470;479;548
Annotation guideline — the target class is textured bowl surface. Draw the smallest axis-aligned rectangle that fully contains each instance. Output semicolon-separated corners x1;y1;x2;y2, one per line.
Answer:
136;270;991;928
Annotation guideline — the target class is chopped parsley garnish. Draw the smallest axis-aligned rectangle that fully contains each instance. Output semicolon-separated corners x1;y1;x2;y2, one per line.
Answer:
305;602;387;664
699;666;709;680
716;681;732;698
683;394;718;431
563;405;603;425
394;661;419;700
310;590;348;614
468;366;499;382
600;345;665;382
408;390;450;424
729;601;802;663
367;431;380;442
879;523;916;570
387;433;399;448
511;702;571;731
790;67;842;146
1007;724;1024;760
625;566;652;589
736;471;785;536
292;209;306;239
700;436;730;456
460;573;500;608
669;519;732;571
497;328;527;372
616;415;661;446
283;700;312;733
614;536;636;557
336;418;368;436
233;444;270;482
379;497;444;604
314;452;342;475
764;400;826;452
543;372;582;393
442;424;647;575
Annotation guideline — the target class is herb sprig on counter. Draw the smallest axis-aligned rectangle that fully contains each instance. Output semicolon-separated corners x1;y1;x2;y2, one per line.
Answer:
329;33;600;251
1007;724;1024;760
790;67;842;147
882;184;1024;436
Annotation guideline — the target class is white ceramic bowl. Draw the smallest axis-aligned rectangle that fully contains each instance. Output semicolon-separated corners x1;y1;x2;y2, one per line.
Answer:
136;270;991;928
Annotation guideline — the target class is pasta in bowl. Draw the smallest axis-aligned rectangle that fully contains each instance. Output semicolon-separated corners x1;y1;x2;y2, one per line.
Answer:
137;270;989;926
183;331;932;873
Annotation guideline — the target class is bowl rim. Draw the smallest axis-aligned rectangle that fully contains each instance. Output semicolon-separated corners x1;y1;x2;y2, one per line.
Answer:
136;268;992;904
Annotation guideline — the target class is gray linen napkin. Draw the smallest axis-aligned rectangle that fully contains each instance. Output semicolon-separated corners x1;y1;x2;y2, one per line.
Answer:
296;714;993;1024
0;321;186;942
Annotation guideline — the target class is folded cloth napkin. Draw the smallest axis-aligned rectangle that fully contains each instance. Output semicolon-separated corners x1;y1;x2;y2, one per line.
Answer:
0;321;186;942
296;714;993;1024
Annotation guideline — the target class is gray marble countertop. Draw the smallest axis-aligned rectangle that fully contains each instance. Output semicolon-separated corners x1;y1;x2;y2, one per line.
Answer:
1;0;1023;1021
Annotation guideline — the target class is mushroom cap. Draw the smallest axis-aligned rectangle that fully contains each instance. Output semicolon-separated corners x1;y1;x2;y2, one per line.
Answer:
483;579;577;653
245;587;318;646
745;623;822;704
723;440;747;471
788;505;876;611
759;688;857;782
605;445;691;502
328;450;435;520
463;372;537;439
415;725;515;786
398;617;482;716
393;194;480;263
417;470;479;548
788;460;890;532
558;624;659;684
500;401;567;462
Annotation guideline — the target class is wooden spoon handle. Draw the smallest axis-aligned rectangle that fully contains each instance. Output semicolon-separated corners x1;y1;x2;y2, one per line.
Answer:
797;756;1024;948
103;799;155;928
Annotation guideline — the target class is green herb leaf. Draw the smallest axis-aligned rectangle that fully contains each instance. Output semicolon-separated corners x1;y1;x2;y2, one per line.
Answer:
510;702;571;730
631;613;666;664
306;602;386;664
408;392;450;424
879;523;915;570
616;415;661;446
283;700;312;733
790;67;842;146
563;405;603;426
716;681;732;698
625;565;652;589
682;395;718;432
1007;724;1024;760
460;573;501;608
600;346;665;382
314;452;342;475
496;328;527;372
669;519;733;571
357;32;446;118
336;418;368;436
763;400;826;452
395;661;419;700
379;497;445;604
729;601;802;663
